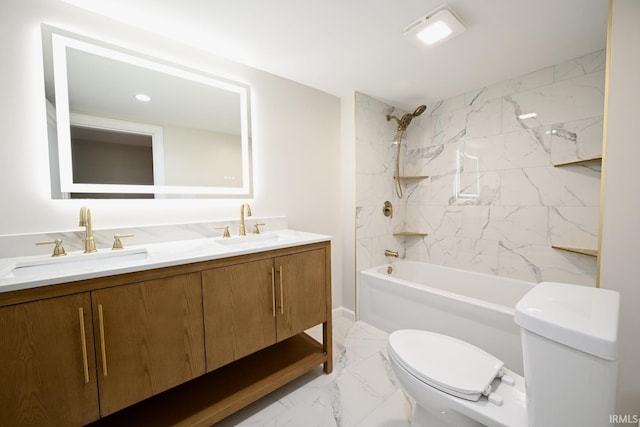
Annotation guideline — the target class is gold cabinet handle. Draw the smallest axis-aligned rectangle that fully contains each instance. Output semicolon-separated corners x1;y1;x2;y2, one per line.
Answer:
279;266;284;315
270;267;276;317
97;304;108;377
78;307;90;384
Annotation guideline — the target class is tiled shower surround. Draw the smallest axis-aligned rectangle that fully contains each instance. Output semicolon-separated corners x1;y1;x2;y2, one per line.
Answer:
356;50;605;286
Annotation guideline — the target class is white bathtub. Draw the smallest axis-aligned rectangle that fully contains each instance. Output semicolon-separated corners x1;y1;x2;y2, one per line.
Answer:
359;261;534;375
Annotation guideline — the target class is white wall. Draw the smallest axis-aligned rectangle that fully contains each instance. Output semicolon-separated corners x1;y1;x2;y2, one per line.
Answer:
0;0;343;307
600;0;640;418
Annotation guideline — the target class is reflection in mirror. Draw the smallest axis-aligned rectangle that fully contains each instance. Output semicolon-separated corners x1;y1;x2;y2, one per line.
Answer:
42;25;252;198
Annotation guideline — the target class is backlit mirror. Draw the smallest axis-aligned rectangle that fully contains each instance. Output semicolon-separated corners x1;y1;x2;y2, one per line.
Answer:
42;25;252;198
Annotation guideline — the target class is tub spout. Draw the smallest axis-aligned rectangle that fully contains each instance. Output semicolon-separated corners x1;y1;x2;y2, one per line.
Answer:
385;249;399;258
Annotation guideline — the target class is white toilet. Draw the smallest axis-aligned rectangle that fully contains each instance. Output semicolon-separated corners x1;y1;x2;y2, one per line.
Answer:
388;282;620;427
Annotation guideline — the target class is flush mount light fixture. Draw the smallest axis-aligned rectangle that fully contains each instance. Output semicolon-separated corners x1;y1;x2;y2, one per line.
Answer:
403;5;466;47
135;93;151;102
518;112;537;119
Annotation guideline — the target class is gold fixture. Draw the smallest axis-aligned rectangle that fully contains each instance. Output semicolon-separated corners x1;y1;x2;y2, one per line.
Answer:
386;105;427;132
97;304;108;377
253;223;265;234
78;308;90;384
278;266;284;315
239;203;252;236
270;268;276;317
36;238;67;257
387;266;393;274
112;234;133;250
216;226;231;238
79;206;97;253
393;231;428;237
386;105;427;199
383;201;394;218
385;249;399;258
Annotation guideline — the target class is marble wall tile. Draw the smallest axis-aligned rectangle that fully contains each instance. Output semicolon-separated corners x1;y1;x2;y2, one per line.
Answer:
406;206;463;238
403;235;430;261
404;178;431;207
406;142;460;178
553;50;606;82
464;67;555;107
465;97;503;139
550;116;603;165
461;206;490;239
498;242;597;286
429;94;466;117
502;71;605;132
478;206;549;245
549;206;599;249
429;235;499;275
445;171;501;206
355;50;602;287
500;166;601;206
463;129;551;172
355;203;394;239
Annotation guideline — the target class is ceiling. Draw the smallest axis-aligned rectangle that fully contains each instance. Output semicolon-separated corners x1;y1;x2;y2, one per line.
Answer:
61;0;608;109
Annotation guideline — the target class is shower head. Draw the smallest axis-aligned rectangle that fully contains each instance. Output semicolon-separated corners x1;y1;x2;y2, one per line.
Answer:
387;104;427;132
413;105;427;117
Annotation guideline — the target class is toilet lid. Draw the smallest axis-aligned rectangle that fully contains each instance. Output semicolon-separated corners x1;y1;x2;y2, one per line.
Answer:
388;329;504;401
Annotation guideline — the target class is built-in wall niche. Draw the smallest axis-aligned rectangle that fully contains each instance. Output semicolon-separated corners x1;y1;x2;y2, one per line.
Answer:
42;24;253;199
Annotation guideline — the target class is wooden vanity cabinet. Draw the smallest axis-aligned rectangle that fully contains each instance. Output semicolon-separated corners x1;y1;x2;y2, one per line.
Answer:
0;240;331;426
202;247;328;371
274;248;327;341
91;272;205;416
203;258;277;371
0;293;100;426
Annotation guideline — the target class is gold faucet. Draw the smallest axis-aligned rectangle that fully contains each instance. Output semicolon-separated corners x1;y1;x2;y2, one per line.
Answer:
79;206;97;253
239;203;252;236
385;249;399;258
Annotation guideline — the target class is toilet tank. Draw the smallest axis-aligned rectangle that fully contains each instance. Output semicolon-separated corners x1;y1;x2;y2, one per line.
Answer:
514;282;620;427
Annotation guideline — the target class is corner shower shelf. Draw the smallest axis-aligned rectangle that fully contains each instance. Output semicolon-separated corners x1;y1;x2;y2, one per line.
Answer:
393;232;428;237
395;175;429;180
552;245;598;257
553;157;602;167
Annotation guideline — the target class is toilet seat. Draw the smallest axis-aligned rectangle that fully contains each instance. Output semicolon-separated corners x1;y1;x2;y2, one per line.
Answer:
388;329;504;401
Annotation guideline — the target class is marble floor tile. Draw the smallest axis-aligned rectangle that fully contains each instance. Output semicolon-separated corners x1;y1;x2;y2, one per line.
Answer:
213;317;411;427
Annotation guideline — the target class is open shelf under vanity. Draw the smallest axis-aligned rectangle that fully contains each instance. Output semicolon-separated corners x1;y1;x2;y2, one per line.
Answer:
88;333;326;427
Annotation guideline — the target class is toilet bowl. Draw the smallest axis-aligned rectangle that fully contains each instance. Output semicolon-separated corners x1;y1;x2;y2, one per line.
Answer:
388;282;620;427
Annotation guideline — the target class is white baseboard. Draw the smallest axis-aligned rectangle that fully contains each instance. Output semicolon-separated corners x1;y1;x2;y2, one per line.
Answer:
333;306;355;321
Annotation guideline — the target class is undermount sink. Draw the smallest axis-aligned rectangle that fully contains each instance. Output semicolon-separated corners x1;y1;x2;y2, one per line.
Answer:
0;247;148;279
215;232;296;250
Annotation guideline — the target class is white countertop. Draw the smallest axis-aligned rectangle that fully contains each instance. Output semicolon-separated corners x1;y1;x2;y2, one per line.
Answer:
0;229;330;294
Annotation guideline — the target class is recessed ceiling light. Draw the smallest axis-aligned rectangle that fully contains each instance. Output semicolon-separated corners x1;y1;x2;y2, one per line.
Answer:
403;5;466;47
518;112;537;119
135;93;151;102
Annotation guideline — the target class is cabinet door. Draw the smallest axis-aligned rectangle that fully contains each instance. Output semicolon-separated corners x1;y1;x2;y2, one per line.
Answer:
202;258;277;371
275;248;327;341
92;273;205;416
0;293;99;427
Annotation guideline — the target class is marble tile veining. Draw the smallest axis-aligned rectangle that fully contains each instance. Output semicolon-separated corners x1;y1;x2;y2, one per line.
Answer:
356;48;603;287
214;316;411;427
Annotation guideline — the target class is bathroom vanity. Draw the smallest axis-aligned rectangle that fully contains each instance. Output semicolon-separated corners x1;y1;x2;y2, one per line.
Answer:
0;233;332;426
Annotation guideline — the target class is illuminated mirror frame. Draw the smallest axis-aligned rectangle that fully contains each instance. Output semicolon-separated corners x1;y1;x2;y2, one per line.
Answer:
48;29;252;197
